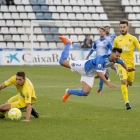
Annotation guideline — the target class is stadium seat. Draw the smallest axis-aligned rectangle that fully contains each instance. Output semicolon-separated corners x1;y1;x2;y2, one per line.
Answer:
91;28;98;34
18;28;25;34
24;42;31;48
76;14;84;20
22;0;30;5
85;0;93;5
71;22;79;27
84;14;92;20
130;0;137;5
77;0;85;5
66;28;74;34
46;35;54;41
1;5;8;12
60;13;68;19
36;13;44;19
37;35;45;41
15;20;22;26
21;35;29;41
52;13;60;19
54;0;61;5
58;28;66;34
88;6;96;12
75;28;82;34
1;27;9;34
25;6;33;12
57;43;65;48
48;43;57;48
44;13;52;19
122;0;129;5
96;6;104;13
70;35;78;42
13;35;21;41
65;6;72;12
135;28;140;34
70;0;77;5
41;6;49;12
38;0;46;5
100;14;108;20
6;20;14;26
20;13;28;19
94;21;102;27
12;13;20;19
55;22;63;27
7;43;15;48
79;23;86;27
34;28;42;34
128;14;136;20
28;13;36;19
4;13;11;19
110;28;115;34
40;43;48;48
49;6;57;12
94;35;100;41
73;6;80;12
0;13;3;19
0;35;4;41
133;6;140;12
33;43;40;48
30;0;38;5
15;43;23;48
25;27;31;34
54;35;61;41
102;21;110;26
0;42;7;48
138;0;140;5
4;35;12;41
131;21;140;27
42;28;50;34
81;7;88;13
17;6;25;12
92;14;100;20
62;0;69;5
78;35;85;42
63;22;71;27
73;43;81;48
93;0;101;5
68;13;76;20
50;28;58;34
125;6;133;12
10;28;17;34
87;22;95;27
14;0;22;4
23;20;30;26
136;14;140;19
29;35;37;41
83;28;90;34
33;6;41;12
57;6;65;12
0;20;5;26
9;6;17;12
46;0;53;5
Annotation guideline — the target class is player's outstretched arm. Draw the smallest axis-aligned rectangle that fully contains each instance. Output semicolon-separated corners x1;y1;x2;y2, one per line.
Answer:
121;62;136;72
98;72;117;88
0;83;7;91
21;103;31;122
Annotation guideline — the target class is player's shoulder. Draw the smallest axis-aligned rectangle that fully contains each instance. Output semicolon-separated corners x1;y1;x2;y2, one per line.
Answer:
10;75;16;81
128;34;138;40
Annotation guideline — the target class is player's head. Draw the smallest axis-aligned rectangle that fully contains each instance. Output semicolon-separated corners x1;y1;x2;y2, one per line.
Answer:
99;27;106;38
86;35;90;40
120;19;129;35
16;71;26;86
104;26;110;35
110;47;122;62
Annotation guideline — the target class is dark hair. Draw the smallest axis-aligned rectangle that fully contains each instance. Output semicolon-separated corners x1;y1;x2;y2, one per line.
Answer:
16;71;25;79
112;47;122;53
120;19;128;26
99;27;106;31
104;26;110;29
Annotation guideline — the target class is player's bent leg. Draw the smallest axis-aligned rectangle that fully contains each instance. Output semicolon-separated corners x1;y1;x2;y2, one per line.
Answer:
127;81;133;86
0;103;11;111
82;81;92;94
31;107;39;118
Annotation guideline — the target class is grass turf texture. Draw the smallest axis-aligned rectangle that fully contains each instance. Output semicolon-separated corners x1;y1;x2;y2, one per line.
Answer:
0;65;140;140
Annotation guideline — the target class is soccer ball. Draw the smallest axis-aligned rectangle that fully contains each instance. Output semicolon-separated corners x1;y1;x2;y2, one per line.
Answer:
8;108;22;121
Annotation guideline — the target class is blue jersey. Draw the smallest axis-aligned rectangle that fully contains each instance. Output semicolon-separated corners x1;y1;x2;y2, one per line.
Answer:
105;33;117;46
84;54;124;77
92;38;112;56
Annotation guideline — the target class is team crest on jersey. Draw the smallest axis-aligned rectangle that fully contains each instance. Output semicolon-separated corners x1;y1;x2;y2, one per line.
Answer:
129;39;132;42
110;36;112;38
7;79;10;82
103;41;106;45
98;64;102;68
71;63;75;67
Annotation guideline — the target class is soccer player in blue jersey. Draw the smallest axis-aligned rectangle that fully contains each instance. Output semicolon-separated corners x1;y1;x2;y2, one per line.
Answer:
59;36;135;103
86;27;116;93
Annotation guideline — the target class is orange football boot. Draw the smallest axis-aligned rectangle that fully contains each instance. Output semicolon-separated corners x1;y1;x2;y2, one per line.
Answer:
62;89;70;102
59;36;72;44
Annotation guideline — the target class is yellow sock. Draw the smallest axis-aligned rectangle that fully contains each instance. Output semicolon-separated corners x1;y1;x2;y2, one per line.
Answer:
0;111;6;117
121;85;129;103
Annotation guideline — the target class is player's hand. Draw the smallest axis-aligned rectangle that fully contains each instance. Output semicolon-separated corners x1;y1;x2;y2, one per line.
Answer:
127;68;136;72
107;83;117;88
21;119;29;122
86;58;89;60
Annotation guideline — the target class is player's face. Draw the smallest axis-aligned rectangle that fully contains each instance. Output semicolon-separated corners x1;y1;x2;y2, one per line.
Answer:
120;24;128;35
99;29;106;38
111;51;121;63
105;27;110;34
16;76;25;86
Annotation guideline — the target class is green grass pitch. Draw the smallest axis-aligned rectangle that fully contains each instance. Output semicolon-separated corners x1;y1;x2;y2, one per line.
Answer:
0;65;140;140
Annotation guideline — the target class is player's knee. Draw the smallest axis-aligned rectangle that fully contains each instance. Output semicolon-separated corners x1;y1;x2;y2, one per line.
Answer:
0;104;6;111
128;83;133;86
83;90;90;95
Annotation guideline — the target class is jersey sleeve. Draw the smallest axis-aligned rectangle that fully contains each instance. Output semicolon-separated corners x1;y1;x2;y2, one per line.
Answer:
86;48;94;58
113;38;117;47
92;41;96;50
116;58;124;64
23;88;32;104
108;41;112;51
96;56;105;72
4;76;15;87
133;37;140;54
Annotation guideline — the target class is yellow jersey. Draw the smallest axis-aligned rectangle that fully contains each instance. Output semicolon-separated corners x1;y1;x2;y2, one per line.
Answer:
113;34;140;67
5;76;36;104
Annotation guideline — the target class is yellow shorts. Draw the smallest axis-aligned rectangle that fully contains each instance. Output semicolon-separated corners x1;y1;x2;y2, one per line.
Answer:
8;94;35;112
118;65;135;82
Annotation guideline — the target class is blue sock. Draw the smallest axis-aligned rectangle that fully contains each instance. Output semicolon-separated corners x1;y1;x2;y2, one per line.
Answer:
59;42;71;65
68;89;88;96
99;78;104;91
107;69;109;78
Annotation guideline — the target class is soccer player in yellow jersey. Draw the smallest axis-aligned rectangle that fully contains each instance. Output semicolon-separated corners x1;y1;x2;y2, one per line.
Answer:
113;20;140;109
0;71;39;121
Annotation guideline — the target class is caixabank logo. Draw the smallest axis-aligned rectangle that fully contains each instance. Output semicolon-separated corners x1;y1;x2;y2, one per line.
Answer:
6;53;20;63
